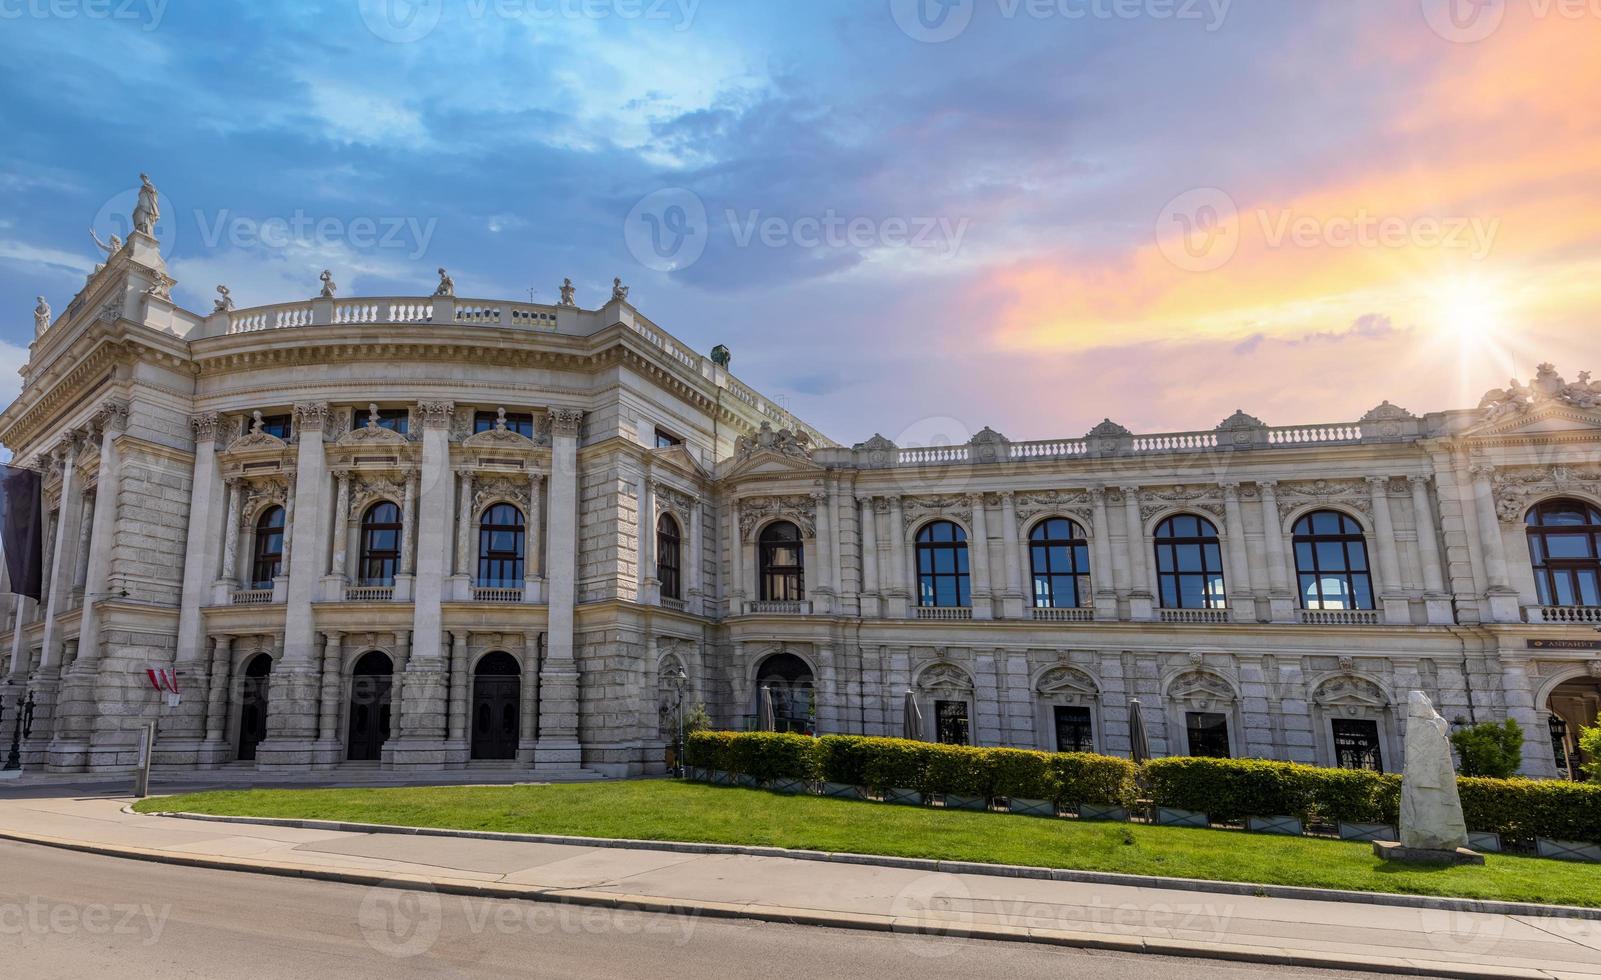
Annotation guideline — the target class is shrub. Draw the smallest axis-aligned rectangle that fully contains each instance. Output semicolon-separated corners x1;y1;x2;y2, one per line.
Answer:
1581;726;1601;782
1458;776;1601;844
684;730;737;773
1450;719;1524;778
1050;752;1138;807
726;732;818;783
985;748;1058;801
1142;758;1398;825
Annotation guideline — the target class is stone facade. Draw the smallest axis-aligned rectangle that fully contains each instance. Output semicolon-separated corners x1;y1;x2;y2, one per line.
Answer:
3;196;1601;778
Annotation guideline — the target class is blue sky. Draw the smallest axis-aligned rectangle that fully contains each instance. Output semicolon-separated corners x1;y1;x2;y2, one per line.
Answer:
2;0;1598;445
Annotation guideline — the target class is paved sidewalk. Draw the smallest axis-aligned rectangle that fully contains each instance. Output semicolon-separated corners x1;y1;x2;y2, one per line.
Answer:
1;791;1598;979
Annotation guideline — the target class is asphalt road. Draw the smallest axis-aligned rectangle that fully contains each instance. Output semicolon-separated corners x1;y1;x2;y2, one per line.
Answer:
0;840;1397;979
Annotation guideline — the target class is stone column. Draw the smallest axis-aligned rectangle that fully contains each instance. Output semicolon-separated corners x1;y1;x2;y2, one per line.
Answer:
518;630;540;764
454;470;473;580
812;490;834;613
330;472;351;580
315;631;343;749
1469;462;1519;621
886;495;908;617
526;472;544;600
829;480;846;613
1367;476;1410;623
1220;483;1255;623
389;630;411;746
998;491;1025;619
968;493;993;619
729;495;745;615
1089;488;1119;620
685;495;702;614
39;432;85;670
203;638;233;747
1409;476;1453;624
858;497;880;618
1120;486;1154;620
72;401;127;666
409;401;454;662
399;469;418;583
447;630;470;754
536;408;584;769
1256;481;1296;622
220;477;244;588
640;471;658;602
71;495;94;594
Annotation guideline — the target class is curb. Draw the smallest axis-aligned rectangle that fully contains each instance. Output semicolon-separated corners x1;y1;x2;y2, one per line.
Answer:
141;807;1601;922
0;825;1565;980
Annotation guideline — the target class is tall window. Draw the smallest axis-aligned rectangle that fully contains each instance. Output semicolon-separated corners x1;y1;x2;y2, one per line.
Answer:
474;410;534;437
1154;514;1226;609
1186;711;1231;758
758;521;804;601
1332;719;1384;772
936;700;970;745
477;504;525;588
1293;510;1374;610
254;414;291;440
916;520;970;608
1029;518;1091;608
1054;706;1094;753
358;502;402;586
373;409;409;436
1526;498;1601;607
250;506;285;588
657;514;682;600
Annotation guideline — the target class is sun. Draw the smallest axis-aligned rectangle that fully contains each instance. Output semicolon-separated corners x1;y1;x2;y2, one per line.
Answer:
1432;276;1505;348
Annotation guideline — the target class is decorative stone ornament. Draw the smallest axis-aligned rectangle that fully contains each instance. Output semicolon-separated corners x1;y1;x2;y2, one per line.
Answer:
133;172;161;238
612;277;630;302
559;278;576;306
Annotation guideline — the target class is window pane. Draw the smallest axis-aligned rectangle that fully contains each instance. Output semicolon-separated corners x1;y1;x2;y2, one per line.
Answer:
1555;575;1576;606
1160;578;1178;608
1315;541;1346;570
1156;546;1175;572
1073;544;1090;571
1353;574;1374;610
1202;543;1222;569
1294;541;1314;570
1578;570;1599;606
1177;544;1202;572
1546;534;1592;559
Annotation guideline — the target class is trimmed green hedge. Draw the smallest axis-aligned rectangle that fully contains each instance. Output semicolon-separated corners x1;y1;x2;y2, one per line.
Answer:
684;731;1601;843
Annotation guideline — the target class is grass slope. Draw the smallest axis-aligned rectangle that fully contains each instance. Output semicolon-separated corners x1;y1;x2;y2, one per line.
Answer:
136;781;1601;907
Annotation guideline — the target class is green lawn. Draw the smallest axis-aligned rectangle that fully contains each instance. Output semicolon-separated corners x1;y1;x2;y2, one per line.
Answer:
135;781;1601;907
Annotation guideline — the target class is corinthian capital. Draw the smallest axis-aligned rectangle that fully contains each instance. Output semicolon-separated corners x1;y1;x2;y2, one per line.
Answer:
190;412;222;444
294;401;331;432
417;400;456;430
94;399;131;435
549;407;585;438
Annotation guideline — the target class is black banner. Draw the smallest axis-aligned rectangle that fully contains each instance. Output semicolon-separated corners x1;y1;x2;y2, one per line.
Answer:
0;464;43;601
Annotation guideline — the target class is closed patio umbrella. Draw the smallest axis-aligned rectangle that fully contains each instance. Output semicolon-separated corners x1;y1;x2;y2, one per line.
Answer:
902;691;923;741
1127;698;1151;765
759;686;777;732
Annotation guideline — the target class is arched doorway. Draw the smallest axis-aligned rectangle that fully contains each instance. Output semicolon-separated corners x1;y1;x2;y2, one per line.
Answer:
471;652;521;760
1548;674;1601;780
237;654;272;761
347;651;393;762
754;652;814;734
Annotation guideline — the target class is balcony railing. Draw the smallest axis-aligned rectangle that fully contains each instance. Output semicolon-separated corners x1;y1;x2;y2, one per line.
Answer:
345;586;395;602
916;606;973;621
1159;608;1230;624
660;597;689;612
1524;605;1601;624
1031;607;1094;622
1299;609;1380;625
472;587;524;604
746;600;813;615
230;589;275;606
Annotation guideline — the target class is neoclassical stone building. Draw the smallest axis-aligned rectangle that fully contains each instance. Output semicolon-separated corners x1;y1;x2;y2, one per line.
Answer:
3;189;1599;778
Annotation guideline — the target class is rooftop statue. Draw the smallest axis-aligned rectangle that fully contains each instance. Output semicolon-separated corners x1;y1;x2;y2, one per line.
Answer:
559;277;576;306
214;285;235;313
133;172;161;238
612;277;629;302
319;269;337;298
1478;364;1600;419
89;227;123;272
434;267;455;297
34;295;51;336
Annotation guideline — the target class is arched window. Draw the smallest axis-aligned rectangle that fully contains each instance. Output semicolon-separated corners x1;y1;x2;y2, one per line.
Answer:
1292;510;1374;610
1154;514;1226;609
759;521;805;601
477;504;525;588
358;502;402;587
1029;517;1091;608
657;514;682;600
755;652;815;735
1526;498;1601;607
916;520;970;608
250;506;285;588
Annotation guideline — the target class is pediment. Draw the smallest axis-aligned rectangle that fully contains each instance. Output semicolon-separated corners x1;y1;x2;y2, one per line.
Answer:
721;447;824;480
227;431;287;453
1467;404;1601;438
1037;665;1100;698
338;422;409;448
463;427;538;450
650;443;710;479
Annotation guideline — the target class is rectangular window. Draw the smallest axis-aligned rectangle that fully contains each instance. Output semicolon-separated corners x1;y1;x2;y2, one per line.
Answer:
253;414;292;440
1054;706;1094;753
374;409;409;436
1332;719;1384;772
1185;711;1231;758
935;700;970;745
654;428;682;449
474;411;534;437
